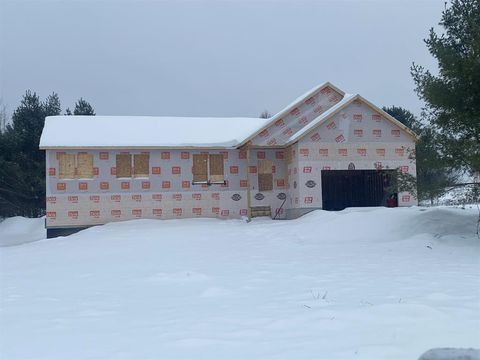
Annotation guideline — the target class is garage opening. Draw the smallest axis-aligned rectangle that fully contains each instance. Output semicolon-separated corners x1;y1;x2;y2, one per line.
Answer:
321;170;397;210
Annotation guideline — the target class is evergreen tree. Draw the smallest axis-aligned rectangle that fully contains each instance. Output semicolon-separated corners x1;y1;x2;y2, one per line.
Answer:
259;110;271;119
73;98;95;115
0;91;61;217
383;106;458;204
411;0;480;175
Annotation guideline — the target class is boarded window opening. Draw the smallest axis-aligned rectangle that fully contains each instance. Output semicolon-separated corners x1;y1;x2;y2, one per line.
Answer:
258;159;273;191
116;154;132;178
59;153;76;179
209;154;224;183
193;154;208;182
77;153;93;178
134;154;149;177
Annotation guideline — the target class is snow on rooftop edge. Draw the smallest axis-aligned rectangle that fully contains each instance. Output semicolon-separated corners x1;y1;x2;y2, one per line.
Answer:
39;116;271;148
287;93;357;143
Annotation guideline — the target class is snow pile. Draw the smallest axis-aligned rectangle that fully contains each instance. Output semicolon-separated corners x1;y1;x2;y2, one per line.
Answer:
0;216;45;247
0;207;479;359
418;348;480;360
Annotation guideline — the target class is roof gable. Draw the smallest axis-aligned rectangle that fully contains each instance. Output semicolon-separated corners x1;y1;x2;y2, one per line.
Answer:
241;82;346;146
287;95;418;145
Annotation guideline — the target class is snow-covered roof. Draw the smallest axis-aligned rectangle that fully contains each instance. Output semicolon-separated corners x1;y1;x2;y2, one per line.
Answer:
39;116;270;149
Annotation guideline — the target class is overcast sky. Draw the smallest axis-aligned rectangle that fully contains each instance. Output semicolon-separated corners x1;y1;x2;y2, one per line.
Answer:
1;0;443;119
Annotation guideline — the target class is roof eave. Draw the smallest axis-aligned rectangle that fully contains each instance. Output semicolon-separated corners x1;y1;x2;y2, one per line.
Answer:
237;81;346;148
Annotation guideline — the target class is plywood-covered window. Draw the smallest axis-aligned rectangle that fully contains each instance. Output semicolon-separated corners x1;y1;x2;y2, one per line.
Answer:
116;154;132;178
77;153;93;178
209;154;224;183
192;154;208;183
258;159;273;191
134;154;149;177
59;153;76;179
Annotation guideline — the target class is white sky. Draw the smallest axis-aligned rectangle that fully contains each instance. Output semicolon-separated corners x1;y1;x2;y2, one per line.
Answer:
0;0;443;118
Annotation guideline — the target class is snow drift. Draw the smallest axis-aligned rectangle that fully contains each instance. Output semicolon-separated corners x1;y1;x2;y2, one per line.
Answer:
0;206;479;359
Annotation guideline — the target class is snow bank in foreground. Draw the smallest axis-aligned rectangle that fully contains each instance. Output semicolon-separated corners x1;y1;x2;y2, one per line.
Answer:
418;348;480;360
0;216;45;247
0;207;479;360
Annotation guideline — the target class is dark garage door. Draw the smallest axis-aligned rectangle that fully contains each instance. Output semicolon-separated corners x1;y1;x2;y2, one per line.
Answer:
321;170;395;210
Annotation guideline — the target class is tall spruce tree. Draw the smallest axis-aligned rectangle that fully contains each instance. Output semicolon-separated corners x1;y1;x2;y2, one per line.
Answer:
383;106;458;204
0;91;61;217
411;0;480;176
73;98;95;115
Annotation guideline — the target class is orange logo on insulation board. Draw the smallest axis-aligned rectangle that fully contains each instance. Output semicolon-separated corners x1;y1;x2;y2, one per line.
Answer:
173;208;182;216
257;151;265;159
132;209;142;217
161;152;170;160
357;149;367;157
310;132;321;142
319;149;328;157
192;208;202;216
90;195;100;203
354;129;363;137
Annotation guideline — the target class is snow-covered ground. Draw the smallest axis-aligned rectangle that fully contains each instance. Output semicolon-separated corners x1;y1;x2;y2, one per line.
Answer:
1;207;479;359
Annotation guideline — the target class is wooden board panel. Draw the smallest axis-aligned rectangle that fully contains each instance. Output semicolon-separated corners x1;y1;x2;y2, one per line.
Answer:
285;146;293;164
209;154;224;182
116;154;132;178
59;153;75;179
258;173;273;191
77;153;93;178
258;159;273;174
193;154;208;182
134;154;149;177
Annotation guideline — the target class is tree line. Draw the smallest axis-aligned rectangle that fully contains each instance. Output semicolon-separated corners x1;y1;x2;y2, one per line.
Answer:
0;93;95;217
